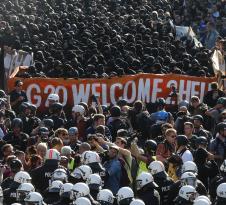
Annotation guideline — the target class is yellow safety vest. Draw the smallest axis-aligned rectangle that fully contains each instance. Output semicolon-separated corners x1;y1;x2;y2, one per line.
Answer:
137;156;156;176
68;159;75;171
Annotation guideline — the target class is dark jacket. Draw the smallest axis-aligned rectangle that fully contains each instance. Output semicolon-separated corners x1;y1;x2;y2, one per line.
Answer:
30;159;60;194
137;184;160;205
168;179;207;204
153;173;175;205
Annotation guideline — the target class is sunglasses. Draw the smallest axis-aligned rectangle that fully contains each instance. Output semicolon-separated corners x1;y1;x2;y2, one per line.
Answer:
170;135;176;138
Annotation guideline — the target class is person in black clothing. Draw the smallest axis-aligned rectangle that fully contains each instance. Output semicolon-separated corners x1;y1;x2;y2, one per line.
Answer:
148;161;175;205
30;149;63;195
54;183;73;205
203;82;225;108
49;103;65;130
136;172;160;205
209;159;226;202
43;180;63;204
194;147;219;191
9;80;28;114
3;118;29;152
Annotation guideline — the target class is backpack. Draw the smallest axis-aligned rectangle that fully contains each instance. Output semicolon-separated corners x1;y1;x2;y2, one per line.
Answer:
118;158;131;187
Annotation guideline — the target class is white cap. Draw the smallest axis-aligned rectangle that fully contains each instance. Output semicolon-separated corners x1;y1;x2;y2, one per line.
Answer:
48;93;59;102
72;105;85;115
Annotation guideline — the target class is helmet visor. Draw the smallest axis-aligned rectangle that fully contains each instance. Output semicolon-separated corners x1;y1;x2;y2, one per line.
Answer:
182;177;197;187
17;190;29;201
136;180;143;190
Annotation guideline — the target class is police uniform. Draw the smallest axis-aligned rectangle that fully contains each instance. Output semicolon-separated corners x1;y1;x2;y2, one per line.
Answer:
168;179;207;204
30;159;66;195
3;181;20;204
153;172;175;205
137;183;160;205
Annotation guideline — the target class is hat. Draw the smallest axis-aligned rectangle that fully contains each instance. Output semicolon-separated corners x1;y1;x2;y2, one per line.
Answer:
61;146;72;155
193;115;204;123
110;144;119;151
68;127;78;135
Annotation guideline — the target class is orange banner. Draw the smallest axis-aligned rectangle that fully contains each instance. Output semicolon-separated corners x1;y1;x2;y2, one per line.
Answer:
8;73;216;111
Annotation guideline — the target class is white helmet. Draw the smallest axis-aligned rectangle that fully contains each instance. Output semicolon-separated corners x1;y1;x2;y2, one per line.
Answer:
220;159;226;173
181;161;198;174
17;183;35;202
72;182;90;199
178;185;197;202
59;183;73;198
97;189;114;204
71;165;92;180
45;149;61;160
193;199;211;205
48;93;59;102
72;105;85;115
14;171;32;184
73;197;91;205
49;180;63;192
217;183;226;198
194;196;211;204
136;172;158;190
116;187;134;204
24;192;44;205
180;172;197;187
81;151;101;164
52;168;68;182
130;199;145;205
86;174;102;190
11;204;22;205
148;161;165;175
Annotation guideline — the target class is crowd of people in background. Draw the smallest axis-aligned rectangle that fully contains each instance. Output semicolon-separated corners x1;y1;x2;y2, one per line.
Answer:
1;0;226;204
1;0;226;79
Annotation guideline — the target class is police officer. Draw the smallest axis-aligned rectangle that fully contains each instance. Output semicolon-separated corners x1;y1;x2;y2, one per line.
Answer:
97;189;114;205
1;158;23;190
136;172;160;205
49;102;65;130
42;118;55;137
168;171;207;204
81;151;106;180
54;183;73;205
174;185;197;205
30;149;63;195
24;191;46;205
116;187;134;205
86;174;102;200
148;161;174;205
3;171;31;204
209;159;226;201
72;182;99;205
16;182;35;204
215;183;226;205
3;118;29;152
70;165;92;184
43;180;63;204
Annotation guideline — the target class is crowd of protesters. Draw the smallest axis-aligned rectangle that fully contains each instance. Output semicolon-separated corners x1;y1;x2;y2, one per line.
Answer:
0;79;225;205
2;0;226;79
1;0;226;204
